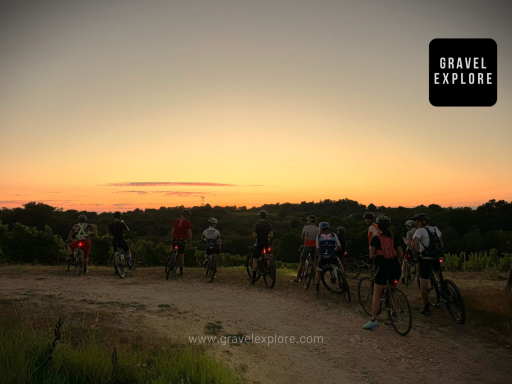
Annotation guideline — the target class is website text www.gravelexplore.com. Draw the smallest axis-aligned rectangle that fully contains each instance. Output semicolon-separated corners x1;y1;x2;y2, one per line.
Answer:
189;334;324;346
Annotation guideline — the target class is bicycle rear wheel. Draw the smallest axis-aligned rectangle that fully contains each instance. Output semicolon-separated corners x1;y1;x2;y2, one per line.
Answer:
263;258;276;288
418;271;440;306
343;258;361;279
209;255;217;282
114;252;125;278
165;252;177;280
404;262;416;287
358;277;374;316
338;272;351;303
75;250;84;276
303;261;314;290
246;254;255;279
129;249;139;270
387;287;412;336
443;279;466;324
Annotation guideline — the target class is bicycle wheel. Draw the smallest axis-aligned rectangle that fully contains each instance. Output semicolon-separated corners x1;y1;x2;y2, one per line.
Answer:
246;253;255;279
386;287;412;336
67;257;71;272
358;278;374;316
129;249;139;270
114;252;125;278
165;252;177;280
338;272;351;303
506;266;512;291
321;268;344;293
209;255;217;282
263;258;276;288
303;261;314;290
404;262;416;287
343;258;361;279
443;279;466;324
75;250;84;276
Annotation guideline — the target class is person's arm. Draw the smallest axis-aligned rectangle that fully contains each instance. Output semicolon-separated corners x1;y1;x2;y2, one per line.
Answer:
269;230;273;239
369;246;377;259
187;229;192;242
301;227;305;240
67;230;75;242
91;224;98;235
396;246;404;263
122;221;129;231
334;234;341;252
316;237;321;256
218;234;222;250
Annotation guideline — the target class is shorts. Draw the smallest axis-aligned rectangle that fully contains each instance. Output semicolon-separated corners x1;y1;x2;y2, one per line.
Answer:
317;254;340;272
301;246;316;262
172;238;186;253
419;258;440;280
374;258;401;286
206;246;220;256
253;243;270;259
69;239;91;259
113;239;129;253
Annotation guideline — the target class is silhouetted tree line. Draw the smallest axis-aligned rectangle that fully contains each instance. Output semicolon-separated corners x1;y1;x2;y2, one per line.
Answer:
1;199;512;264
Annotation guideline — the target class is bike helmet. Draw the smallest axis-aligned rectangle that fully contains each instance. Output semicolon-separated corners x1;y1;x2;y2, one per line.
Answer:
307;215;316;223
319;222;329;230
182;209;191;217
259;210;267;218
405;220;416;228
78;214;87;223
208;217;218;225
114;211;122;218
337;226;346;233
363;212;374;220
376;216;391;230
410;213;430;222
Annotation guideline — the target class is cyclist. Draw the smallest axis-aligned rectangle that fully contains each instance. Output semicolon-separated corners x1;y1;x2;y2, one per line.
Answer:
171;209;192;277
315;222;345;293
363;216;403;330
336;227;348;256
252;210;273;284
67;215;98;273
364;212;379;249
400;220;417;284
202;217;221;261
293;215;319;283
410;213;443;315
108;211;133;270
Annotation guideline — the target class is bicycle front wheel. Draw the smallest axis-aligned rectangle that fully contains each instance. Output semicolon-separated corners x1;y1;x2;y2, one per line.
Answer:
165;252;177;280
338;272;351;303
443;279;466;324
358;277;374;316
75;250;84;276
129;249;139;270
404;262;416;287
209;255;217;282
386;287;412;336
263;258;276;288
343;258;361;279
246;254;255;279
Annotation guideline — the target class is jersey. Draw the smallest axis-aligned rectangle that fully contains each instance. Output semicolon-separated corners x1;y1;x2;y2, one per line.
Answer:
172;218;192;241
202;227;221;245
108;221;128;243
316;232;341;256
254;220;272;245
72;223;92;240
413;226;442;258
302;225;320;247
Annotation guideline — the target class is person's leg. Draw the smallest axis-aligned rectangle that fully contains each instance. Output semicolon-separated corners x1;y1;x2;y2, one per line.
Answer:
315;256;324;292
371;284;385;320
83;241;91;272
418;259;431;314
178;253;184;275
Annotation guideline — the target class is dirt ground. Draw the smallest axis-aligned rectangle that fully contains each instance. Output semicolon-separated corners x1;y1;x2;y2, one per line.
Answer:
1;265;511;384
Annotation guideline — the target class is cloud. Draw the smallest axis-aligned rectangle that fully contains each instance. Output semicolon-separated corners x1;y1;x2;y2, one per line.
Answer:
153;191;209;197
247;185;265;187
102;182;237;187
114;191;148;195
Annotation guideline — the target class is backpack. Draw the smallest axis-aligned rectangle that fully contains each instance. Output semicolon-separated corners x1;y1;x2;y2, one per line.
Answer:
376;233;397;259
419;227;443;259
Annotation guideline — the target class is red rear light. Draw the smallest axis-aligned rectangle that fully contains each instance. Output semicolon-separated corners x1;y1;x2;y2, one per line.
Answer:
263;249;266;254
78;242;83;247
268;247;271;251
393;279;398;284
174;246;178;250
440;259;443;263
344;251;348;255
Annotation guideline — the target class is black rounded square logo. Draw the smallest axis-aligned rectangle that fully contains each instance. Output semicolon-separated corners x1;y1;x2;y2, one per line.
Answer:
429;38;497;107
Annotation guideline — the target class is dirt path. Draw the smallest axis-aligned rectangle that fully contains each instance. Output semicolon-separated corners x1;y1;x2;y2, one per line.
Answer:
1;266;511;384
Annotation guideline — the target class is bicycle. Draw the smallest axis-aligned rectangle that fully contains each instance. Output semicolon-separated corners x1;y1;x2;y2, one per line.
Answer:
165;240;184;280
506;264;512;291
113;240;139;279
67;241;86;276
203;240;219;283
297;245;316;290
320;257;351;303
340;252;361;279
401;253;418;287
247;245;276;288
357;259;412;336
417;257;466;324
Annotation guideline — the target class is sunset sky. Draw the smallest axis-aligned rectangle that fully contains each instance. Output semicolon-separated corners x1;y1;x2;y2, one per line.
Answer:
1;0;511;212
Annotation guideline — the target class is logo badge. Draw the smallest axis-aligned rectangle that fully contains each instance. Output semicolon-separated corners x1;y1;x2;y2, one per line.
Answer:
429;38;497;107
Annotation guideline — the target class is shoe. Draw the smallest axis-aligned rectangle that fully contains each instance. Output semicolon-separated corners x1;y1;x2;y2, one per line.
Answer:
293;278;301;283
127;264;133;271
420;307;431;315
363;320;379;330
251;279;256;285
